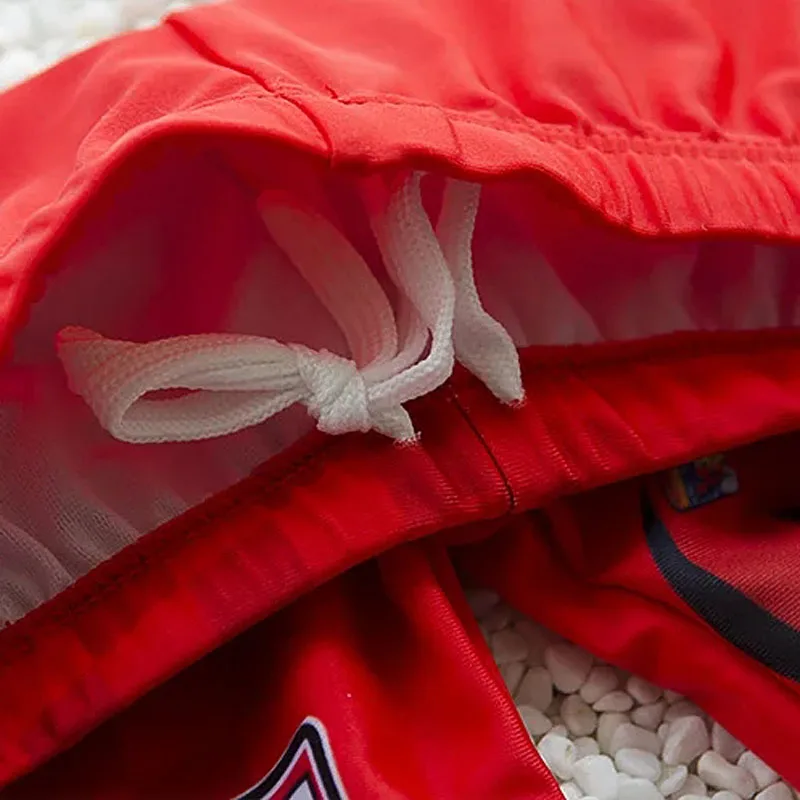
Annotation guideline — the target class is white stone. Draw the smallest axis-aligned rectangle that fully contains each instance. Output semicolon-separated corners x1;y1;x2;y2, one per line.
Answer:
632;700;667;731
562;694;598;737
500;661;526;696
0;3;34;49
682;796;711;800
658;723;670;742
538;733;577;781
559;782;582;800
491;629;528;665
614;747;662;781
609;722;662;756
756;784;793;800
738;752;779;791
574;737;601;760
698;752;757;798
712;724;746;763
572;755;619;800
580;666;620;704
627;675;663;705
659;764;688;795
594;691;635;713
665;700;705;723
515;619;551;666
547;693;563;716
663;716;711;766
516;666;553;711
597;712;630;754
0;48;41;90
545;642;593;693
676;774;708;797
713;792;743;800
465;588;499;619
618;777;663;800
664;689;683;704
483;603;513;632
518;704;552;738
551;724;568;738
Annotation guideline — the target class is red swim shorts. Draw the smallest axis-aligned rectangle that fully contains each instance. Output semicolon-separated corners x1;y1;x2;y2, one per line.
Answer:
1;0;800;797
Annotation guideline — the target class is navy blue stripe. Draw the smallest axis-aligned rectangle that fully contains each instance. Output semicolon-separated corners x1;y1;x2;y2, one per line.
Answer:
642;492;800;682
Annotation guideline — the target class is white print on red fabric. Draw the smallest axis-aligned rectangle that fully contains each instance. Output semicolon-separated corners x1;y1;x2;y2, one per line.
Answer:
232;717;347;800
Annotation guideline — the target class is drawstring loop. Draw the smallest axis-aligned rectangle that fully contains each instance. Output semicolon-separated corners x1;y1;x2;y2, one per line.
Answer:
57;174;523;444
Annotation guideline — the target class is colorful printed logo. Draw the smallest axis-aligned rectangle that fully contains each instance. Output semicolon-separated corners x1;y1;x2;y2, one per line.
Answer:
665;454;739;511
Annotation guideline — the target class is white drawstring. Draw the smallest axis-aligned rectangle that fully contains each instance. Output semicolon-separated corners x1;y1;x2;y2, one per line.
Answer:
57;174;524;444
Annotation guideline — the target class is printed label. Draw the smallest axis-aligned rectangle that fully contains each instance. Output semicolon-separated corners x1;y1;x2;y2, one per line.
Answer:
233;718;347;800
665;454;738;511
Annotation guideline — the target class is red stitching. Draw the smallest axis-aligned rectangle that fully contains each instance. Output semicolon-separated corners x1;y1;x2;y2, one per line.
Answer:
0;435;338;667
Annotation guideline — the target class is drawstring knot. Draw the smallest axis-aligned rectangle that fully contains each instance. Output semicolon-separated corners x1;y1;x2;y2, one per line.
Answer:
57;174;523;444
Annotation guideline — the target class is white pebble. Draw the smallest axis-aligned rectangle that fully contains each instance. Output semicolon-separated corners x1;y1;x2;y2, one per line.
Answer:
627;675;663;705
663;716;711;766
755;784;792;800
518;704;552;738
713;792;743;800
466;588;498;619
515;619;551;666
516;666;553;711
72;1;123;40
572;755;619;800
615;748;662;781
545;642;593;693
491;629;528;665
559;782;583;800
632;700;667;731
562;694;598;737
547;695;563;717
660;765;689;795
500;661;525;696
664;690;684;704
738;752;779;791
618;777;663;800
594;691;635;713
483;604;513;632
581;666;620;704
609;722;662;756
698;752;757;798
597;712;631;754
538;733;577;781
677;774;709;797
551;724;569;738
0;48;40;90
574;737;601;760
0;3;33;49
682;797;710;800
712;724;746;763
665;701;705;723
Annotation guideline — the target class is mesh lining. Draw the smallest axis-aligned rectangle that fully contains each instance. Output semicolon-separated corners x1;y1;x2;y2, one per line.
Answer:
0;155;796;624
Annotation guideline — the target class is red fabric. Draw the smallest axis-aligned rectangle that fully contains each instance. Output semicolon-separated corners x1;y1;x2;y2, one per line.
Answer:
3;0;800;350
4;336;800;793
4;543;557;799
2;0;800;795
455;434;800;787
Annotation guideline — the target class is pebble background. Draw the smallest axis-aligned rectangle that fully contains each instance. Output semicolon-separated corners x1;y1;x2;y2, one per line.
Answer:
0;3;796;798
0;0;212;90
469;589;797;800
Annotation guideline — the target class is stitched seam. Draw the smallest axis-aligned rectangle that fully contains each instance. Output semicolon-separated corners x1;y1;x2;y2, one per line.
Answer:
446;385;516;514
0;435;339;667
276;85;800;164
